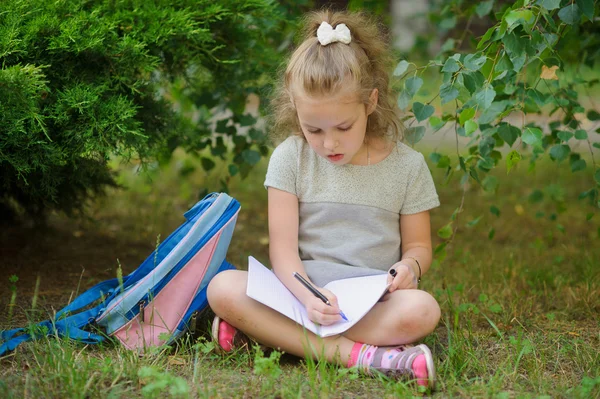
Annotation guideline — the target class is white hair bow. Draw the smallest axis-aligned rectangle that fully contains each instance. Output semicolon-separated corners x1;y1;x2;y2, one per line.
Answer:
316;22;352;46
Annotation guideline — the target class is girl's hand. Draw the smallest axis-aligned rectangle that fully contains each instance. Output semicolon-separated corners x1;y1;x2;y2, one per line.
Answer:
387;262;418;292
303;287;342;326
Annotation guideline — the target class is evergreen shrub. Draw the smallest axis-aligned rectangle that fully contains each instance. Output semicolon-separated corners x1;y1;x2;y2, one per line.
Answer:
0;0;285;218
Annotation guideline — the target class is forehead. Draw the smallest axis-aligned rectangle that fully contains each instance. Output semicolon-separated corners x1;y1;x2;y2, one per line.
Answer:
293;87;362;123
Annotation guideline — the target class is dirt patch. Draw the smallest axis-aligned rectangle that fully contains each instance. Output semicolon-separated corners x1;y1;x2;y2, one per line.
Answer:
0;215;153;328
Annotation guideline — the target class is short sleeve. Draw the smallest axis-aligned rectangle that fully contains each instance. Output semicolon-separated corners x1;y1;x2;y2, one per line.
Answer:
264;137;298;195
400;153;440;215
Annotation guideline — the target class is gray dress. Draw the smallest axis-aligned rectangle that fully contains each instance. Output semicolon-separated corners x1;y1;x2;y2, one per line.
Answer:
264;136;440;287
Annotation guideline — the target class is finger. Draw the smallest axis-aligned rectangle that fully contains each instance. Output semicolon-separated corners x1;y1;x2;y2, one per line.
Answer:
320;290;341;310
388;275;399;292
387;271;395;286
317;311;342;326
396;274;417;290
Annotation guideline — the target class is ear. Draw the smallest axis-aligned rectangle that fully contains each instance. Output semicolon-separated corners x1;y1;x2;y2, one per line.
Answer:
367;88;378;115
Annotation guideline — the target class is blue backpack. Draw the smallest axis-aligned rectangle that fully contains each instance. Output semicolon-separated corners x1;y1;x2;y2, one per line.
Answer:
1;192;239;355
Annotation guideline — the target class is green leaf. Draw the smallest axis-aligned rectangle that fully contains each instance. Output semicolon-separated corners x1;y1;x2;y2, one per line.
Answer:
405;77;423;97
588;110;600;121
238;113;256;127
505;10;535;32
499;124;520;147
429;116;445;130
228;164;239;177
494;55;513;75
440;16;457;30
490;205;501;217
557;131;574;142
397;91;412;110
478;26;497;49
479;101;507;124
502;32;524;57
242;149;261;165
393;60;409;76
576;0;595;20
558;4;582;25
488;227;496;240
476;0;495;17
441;38;456;53
215;118;230;134
571;159;587;172
201;157;216;171
510;53;527;72
522;127;543;147
528;89;550;108
465;120;478;136
586;212;594;220
538;0;562;11
464;54;487;71
463;72;485;94
442;58;460;73
437;223;453;239
507;150;521;173
438;155;451;168
575;129;588;140
474;87;496;109
459;108;476;125
467;216;483;227
440;82;460;104
594;143;600;149
549;144;570;161
406;126;426;145
482;175;499;192
413;102;435;122
595;169;600;185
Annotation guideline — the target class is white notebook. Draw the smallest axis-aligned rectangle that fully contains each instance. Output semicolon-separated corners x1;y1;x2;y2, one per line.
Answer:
246;256;390;337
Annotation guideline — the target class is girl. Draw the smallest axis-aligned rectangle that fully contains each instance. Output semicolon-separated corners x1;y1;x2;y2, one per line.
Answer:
207;9;441;388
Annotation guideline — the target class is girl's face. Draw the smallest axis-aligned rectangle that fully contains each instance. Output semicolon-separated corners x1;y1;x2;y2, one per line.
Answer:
294;87;378;165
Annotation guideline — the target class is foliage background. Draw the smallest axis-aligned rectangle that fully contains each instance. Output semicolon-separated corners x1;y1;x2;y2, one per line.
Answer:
0;0;304;218
0;0;599;397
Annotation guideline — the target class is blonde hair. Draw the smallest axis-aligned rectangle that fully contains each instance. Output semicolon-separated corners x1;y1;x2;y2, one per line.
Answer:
269;9;403;144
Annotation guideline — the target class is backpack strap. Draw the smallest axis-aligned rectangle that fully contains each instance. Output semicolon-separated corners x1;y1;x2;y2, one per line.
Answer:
55;278;121;319
0;320;53;356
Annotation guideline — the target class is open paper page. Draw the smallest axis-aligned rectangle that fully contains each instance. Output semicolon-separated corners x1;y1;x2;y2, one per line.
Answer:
246;256;389;337
246;256;319;335
320;273;389;336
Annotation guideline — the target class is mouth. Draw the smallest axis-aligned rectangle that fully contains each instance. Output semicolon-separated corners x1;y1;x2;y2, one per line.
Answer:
327;154;344;161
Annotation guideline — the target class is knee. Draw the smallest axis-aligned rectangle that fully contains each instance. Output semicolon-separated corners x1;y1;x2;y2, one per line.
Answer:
405;291;441;335
207;270;246;312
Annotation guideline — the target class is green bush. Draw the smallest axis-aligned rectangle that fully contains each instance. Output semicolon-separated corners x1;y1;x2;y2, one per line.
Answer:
0;0;289;218
388;0;600;258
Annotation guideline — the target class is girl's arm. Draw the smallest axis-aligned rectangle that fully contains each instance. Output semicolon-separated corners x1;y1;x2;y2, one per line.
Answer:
268;187;342;323
388;210;434;291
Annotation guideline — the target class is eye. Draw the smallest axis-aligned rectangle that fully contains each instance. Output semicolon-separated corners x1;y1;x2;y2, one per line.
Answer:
307;128;321;134
338;125;353;132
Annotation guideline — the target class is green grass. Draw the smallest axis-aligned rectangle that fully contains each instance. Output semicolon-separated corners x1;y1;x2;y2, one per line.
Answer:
1;146;599;398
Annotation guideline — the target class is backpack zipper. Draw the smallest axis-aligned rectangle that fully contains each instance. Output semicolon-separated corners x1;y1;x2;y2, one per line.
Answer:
189;311;198;334
138;300;145;323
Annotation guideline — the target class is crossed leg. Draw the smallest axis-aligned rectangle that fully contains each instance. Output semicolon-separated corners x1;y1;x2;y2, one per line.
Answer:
207;269;441;364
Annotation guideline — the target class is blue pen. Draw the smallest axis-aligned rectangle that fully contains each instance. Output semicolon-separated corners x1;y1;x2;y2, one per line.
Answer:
293;272;349;321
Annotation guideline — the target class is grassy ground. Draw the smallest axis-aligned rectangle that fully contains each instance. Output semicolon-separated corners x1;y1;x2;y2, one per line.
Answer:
0;146;599;398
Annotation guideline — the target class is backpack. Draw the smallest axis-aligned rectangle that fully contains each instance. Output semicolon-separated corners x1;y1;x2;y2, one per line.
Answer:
0;192;240;355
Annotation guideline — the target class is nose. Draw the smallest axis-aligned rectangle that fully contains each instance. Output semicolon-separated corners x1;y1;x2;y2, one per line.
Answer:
323;133;338;151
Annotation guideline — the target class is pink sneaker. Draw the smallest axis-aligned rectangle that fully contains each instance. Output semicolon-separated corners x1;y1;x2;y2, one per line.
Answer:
358;344;436;389
211;316;254;353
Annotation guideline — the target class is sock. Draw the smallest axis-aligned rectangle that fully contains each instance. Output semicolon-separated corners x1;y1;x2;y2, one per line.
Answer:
347;342;428;386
